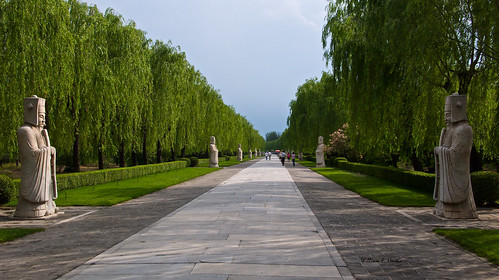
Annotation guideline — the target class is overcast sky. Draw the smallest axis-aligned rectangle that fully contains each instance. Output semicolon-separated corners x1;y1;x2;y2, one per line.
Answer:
86;0;329;137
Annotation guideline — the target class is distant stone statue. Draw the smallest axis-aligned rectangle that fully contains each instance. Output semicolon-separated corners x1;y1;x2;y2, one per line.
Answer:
433;93;477;219
316;136;325;167
209;136;219;168
299;152;303;161
249;149;252;159
15;96;59;218
255;148;258;157
237;144;243;161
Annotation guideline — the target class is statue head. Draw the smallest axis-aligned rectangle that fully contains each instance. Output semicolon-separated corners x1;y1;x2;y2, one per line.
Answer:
318;136;323;144
445;93;467;124
210;136;216;144
238;144;241;148
24;95;46;127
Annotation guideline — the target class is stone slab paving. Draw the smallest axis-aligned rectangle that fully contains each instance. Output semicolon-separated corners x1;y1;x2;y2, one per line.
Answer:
288;163;499;280
0;160;258;280
59;158;352;280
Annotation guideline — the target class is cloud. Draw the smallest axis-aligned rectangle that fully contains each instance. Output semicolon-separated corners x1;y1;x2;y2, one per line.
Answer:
262;0;324;29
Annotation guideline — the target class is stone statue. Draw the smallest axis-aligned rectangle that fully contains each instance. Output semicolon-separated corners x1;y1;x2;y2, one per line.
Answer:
316;136;325;167
15;96;58;218
237;144;243;161
255;148;258;157
208;136;219;168
433;93;477;219
249;149;252;159
299;151;303;161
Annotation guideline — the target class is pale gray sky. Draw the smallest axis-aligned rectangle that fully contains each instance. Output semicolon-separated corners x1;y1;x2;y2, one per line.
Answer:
86;0;329;137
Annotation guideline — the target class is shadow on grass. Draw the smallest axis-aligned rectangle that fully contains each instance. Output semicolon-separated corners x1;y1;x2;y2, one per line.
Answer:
312;167;435;207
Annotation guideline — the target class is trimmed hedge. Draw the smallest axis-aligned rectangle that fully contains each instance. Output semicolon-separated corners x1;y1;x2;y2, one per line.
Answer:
471;171;499;205
335;158;499;206
198;158;209;165
0;175;16;204
189;157;199;167
336;158;435;192
12;161;187;192
179;158;191;167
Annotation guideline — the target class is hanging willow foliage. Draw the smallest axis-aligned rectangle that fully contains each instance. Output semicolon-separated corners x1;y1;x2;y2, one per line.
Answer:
0;0;264;167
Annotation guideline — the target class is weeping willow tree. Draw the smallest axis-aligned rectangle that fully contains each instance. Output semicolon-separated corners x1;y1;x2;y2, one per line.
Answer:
0;0;74;159
0;0;264;169
320;0;498;168
284;72;346;154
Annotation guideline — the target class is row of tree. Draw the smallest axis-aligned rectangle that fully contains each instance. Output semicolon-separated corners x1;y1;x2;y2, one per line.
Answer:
0;0;265;171
283;0;498;170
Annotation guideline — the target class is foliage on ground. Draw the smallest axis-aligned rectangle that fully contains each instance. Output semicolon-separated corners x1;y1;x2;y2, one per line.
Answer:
433;228;499;266
52;168;216;206
312;167;435;207
0;228;44;243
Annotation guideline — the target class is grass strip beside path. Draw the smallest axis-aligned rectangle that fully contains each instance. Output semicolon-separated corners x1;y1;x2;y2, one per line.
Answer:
311;167;435;207
55;167;217;206
0;228;44;243
434;228;499;266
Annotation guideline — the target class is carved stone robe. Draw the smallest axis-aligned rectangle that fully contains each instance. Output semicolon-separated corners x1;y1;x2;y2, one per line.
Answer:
316;144;325;168
15;125;57;217
434;121;477;219
209;143;219;168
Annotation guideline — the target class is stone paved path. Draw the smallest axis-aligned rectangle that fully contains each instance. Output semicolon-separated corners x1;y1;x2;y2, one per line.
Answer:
288;164;499;280
59;158;352;279
0;160;257;280
1;157;498;279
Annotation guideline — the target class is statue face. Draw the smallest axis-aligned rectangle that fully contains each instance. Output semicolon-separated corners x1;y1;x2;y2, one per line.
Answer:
38;112;46;128
444;109;451;127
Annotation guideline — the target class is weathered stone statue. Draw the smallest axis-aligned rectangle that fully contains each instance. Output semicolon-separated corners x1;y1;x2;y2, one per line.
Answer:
316;136;325;167
208;136;219;168
298;151;303;161
255;148;258;157
15;96;58;218
249;149;252;159
237;144;243;161
433;93;478;219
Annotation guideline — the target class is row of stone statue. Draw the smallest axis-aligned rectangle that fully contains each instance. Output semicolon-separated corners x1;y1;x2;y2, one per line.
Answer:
15;94;478;220
208;136;262;168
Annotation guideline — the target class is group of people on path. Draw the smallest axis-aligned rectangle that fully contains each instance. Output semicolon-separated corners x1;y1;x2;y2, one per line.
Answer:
264;150;296;167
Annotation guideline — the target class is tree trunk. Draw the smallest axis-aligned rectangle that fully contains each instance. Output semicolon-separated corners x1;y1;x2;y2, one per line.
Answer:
98;144;104;170
156;140;162;163
142;129;147;165
119;141;126;167
181;147;186;158
390;154;399;168
410;152;424;172
171;147;176;161
469;145;483;173
131;150;138;166
72;131;80;172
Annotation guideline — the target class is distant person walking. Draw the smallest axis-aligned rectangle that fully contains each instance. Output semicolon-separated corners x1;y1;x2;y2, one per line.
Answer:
265;152;269;160
280;151;286;166
287;152;291;161
291;152;296;167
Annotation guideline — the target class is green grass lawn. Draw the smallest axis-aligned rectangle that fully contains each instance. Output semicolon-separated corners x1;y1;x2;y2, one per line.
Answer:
54;167;217;206
434;228;499;266
311;167;435;207
0;228;44;243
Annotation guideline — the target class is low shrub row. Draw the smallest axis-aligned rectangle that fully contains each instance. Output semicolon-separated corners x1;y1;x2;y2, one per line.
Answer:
0;175;16;204
334;158;499;206
10;161;188;194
